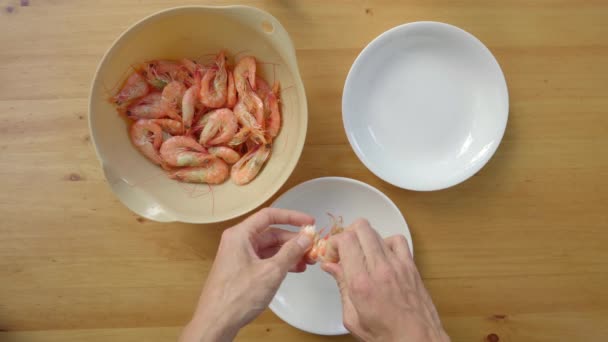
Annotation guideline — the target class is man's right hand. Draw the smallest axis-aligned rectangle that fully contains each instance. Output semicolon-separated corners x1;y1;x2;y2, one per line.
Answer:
321;219;450;342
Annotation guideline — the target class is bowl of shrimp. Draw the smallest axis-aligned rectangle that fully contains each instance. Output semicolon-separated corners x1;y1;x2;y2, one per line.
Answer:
89;6;308;223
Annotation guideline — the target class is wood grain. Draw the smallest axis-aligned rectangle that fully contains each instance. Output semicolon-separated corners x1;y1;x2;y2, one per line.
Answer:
1;0;607;341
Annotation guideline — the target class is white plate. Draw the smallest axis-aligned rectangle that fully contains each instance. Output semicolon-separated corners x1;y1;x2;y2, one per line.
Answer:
342;21;509;191
269;177;412;335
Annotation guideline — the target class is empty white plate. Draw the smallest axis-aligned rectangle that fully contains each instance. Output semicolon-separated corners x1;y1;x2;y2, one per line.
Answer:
269;177;412;335
342;21;509;191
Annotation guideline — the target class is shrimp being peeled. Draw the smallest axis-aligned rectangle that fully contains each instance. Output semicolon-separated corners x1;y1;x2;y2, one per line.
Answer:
302;214;345;263
111;50;283;185
159;136;214;167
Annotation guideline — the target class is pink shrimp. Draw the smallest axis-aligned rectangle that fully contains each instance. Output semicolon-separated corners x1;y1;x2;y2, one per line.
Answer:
228;128;251;147
148;119;183;135
255;76;271;100
234;101;266;144
197;109;238;146
200;52;228;108
113;71;149;106
169;159;229;184
302;214;345;263
129;119;163;166
160;81;186;121
159;136;214;167
226;71;237;109
234;56;257;95
208;146;240;164
182;83;200;130
126;92;164;119
265;83;281;140
230;144;271;185
143;60;192;89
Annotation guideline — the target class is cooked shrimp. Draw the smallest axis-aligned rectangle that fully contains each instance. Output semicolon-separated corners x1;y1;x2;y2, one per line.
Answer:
198;108;238;146
159;136;214;167
130;119;163;165
228;127;251;147
234;101;266;144
208;146;240;164
255;76;271;100
126;92;165;119
182;83;200;130
242;91;265;127
234;56;257;95
113;71;149;106
226;71;237;109
169;159;229;184
200;52;228;108
265;83;281;139
148;119;183;135
302;215;345;263
230;144;271;185
160;81;186;121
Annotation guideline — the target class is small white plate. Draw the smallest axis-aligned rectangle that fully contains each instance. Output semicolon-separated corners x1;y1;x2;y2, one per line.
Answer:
342;22;509;191
269;177;412;335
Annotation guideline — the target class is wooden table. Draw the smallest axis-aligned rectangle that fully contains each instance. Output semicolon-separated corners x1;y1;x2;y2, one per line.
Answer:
1;1;607;341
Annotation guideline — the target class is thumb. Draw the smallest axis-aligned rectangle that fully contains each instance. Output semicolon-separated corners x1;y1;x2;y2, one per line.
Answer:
272;232;313;272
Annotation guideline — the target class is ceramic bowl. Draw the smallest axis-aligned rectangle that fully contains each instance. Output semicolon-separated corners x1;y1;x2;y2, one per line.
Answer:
89;6;308;223
342;21;508;191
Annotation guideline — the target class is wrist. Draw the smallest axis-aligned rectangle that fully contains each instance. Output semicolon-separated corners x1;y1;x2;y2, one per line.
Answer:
181;311;239;342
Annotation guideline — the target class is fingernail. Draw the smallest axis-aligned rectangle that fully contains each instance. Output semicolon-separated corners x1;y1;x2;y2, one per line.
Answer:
297;233;312;249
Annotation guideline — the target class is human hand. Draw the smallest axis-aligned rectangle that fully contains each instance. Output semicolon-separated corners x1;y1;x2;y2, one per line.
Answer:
321;219;450;342
179;208;315;342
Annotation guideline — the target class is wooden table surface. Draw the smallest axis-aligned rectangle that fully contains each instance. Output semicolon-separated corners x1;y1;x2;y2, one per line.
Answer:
1;0;607;341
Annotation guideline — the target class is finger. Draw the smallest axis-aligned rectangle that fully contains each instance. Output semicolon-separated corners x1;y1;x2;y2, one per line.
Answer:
351;219;387;267
329;230;367;280
258;245;311;268
321;262;357;325
271;232;314;272
384;234;412;261
240;208;315;234
254;227;298;252
290;260;307;273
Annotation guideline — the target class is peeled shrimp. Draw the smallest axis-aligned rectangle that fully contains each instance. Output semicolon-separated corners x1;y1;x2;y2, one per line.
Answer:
113;72;149;106
160;81;186;121
159;136;214;167
200;52;228;108
130;119;163;166
126;92;164;119
198;108;238;146
208;146;240;164
230;144;271;185
169;159;229;184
